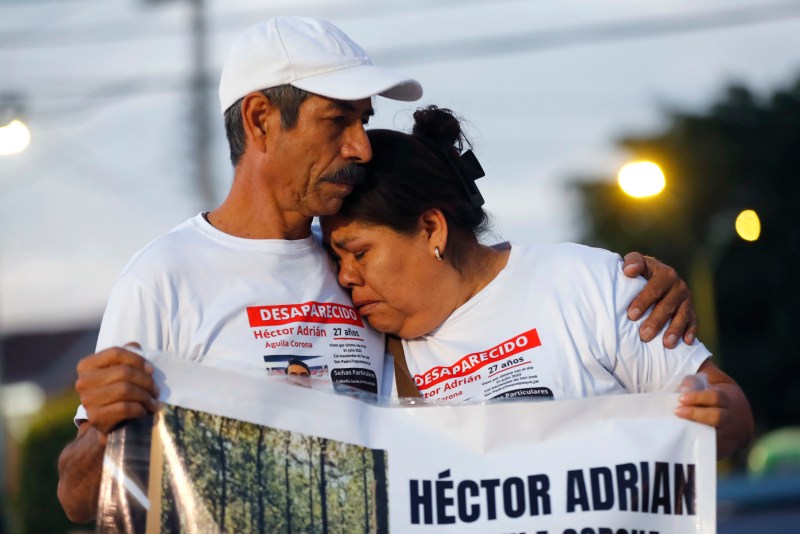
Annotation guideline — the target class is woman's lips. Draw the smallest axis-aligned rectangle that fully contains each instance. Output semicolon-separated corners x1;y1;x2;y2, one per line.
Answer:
354;300;379;315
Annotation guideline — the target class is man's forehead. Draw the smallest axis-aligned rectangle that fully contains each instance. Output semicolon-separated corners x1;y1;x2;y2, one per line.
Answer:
318;95;375;116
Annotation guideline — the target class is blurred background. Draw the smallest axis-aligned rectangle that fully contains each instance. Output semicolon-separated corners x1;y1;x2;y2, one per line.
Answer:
1;0;798;532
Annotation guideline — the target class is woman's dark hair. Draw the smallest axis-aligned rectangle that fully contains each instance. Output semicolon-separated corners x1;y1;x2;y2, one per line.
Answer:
336;106;490;270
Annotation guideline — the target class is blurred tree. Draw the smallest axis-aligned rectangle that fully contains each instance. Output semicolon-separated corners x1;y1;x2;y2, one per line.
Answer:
575;76;800;436
17;391;91;534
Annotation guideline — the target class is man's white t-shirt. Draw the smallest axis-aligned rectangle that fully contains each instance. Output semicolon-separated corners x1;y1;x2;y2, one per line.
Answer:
403;243;710;403
76;214;386;421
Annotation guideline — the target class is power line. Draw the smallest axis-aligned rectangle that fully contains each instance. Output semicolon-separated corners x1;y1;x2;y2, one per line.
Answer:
4;2;798;53
372;1;800;65
0;0;106;48
0;0;101;5
11;0;800;108
0;0;530;49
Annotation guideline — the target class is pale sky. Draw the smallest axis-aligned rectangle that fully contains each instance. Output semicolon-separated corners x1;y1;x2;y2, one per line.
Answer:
2;0;799;333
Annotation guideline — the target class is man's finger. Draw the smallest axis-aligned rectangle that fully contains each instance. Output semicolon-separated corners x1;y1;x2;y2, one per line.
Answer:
683;322;698;345
640;298;687;343
650;297;688;347
80;378;158;407
622;252;648;278
627;266;678;324
661;299;698;348
76;346;152;374
76;364;159;398
635;280;689;342
627;281;666;323
81;380;159;428
87;401;153;435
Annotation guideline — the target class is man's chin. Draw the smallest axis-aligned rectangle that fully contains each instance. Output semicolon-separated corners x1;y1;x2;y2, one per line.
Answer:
312;198;346;217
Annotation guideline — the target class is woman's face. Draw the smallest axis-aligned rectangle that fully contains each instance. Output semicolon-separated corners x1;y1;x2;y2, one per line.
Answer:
321;215;454;339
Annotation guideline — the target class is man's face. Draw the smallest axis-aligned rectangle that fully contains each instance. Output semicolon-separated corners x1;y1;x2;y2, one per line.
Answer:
265;94;374;218
286;363;310;377
286;362;311;388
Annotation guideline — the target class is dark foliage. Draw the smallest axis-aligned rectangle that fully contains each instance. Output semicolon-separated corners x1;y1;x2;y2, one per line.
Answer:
575;76;800;435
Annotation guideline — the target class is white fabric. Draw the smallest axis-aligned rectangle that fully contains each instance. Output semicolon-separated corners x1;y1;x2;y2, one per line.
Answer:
403;243;711;403
218;16;422;113
76;214;385;423
143;355;717;533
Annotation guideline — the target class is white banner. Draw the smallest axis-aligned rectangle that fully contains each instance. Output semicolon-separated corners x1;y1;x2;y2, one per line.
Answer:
98;353;716;533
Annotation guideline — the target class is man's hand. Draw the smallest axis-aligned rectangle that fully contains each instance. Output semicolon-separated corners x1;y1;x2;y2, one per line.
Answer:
58;344;159;523
75;345;159;437
622;252;697;348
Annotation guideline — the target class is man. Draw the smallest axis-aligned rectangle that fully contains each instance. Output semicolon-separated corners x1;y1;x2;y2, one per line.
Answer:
285;358;312;388
57;16;695;523
285;359;311;378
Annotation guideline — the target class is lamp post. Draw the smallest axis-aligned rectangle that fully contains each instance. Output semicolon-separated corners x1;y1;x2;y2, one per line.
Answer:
143;0;215;206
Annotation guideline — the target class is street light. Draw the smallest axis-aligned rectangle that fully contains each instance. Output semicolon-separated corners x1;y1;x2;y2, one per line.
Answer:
0;93;31;156
0;118;31;156
617;161;666;198
735;209;761;242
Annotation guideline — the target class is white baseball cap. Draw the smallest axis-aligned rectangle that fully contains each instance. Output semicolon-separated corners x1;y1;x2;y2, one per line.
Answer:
219;17;423;114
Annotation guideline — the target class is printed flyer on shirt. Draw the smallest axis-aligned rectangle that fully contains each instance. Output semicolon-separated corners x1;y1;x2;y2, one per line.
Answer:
247;300;382;394
412;328;551;402
96;354;717;533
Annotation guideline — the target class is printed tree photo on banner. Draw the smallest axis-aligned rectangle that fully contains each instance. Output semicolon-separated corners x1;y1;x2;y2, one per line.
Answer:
95;355;716;534
153;406;388;533
95;405;389;534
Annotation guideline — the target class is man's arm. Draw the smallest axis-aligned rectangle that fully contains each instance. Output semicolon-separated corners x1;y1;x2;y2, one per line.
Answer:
621;252;697;348
57;423;109;523
57;347;159;523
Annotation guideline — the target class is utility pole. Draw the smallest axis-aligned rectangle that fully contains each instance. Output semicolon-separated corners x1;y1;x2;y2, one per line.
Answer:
144;0;216;207
188;0;215;207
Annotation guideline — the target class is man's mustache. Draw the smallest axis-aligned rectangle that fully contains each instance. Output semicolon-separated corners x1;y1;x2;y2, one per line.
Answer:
323;164;365;185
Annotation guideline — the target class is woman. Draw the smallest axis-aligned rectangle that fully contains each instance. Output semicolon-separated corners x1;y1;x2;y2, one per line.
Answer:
320;106;753;459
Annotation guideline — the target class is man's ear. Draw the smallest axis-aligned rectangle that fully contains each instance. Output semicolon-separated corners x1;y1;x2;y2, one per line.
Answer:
418;208;449;255
241;92;276;153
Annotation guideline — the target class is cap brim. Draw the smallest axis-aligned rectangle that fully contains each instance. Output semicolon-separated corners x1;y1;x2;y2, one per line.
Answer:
290;64;422;102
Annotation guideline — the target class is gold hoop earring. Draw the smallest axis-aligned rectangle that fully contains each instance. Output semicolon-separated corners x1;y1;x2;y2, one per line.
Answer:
434;247;443;261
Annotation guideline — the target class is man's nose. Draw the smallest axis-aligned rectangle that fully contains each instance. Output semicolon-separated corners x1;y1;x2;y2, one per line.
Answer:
341;124;372;163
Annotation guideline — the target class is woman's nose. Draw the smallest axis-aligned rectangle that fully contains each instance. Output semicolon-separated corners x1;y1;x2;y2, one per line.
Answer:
338;260;364;288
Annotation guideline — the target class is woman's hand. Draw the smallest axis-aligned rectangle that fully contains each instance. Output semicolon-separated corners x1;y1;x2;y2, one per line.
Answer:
673;361;754;459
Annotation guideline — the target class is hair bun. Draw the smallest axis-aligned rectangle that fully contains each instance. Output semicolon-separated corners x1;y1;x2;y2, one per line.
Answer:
411;105;468;153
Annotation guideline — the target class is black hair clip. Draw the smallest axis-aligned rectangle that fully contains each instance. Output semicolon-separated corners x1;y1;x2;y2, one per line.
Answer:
445;148;486;208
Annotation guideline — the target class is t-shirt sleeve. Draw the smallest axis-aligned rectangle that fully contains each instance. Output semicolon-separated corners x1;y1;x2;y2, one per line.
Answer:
95;275;169;352
73;404;88;426
605;256;711;393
